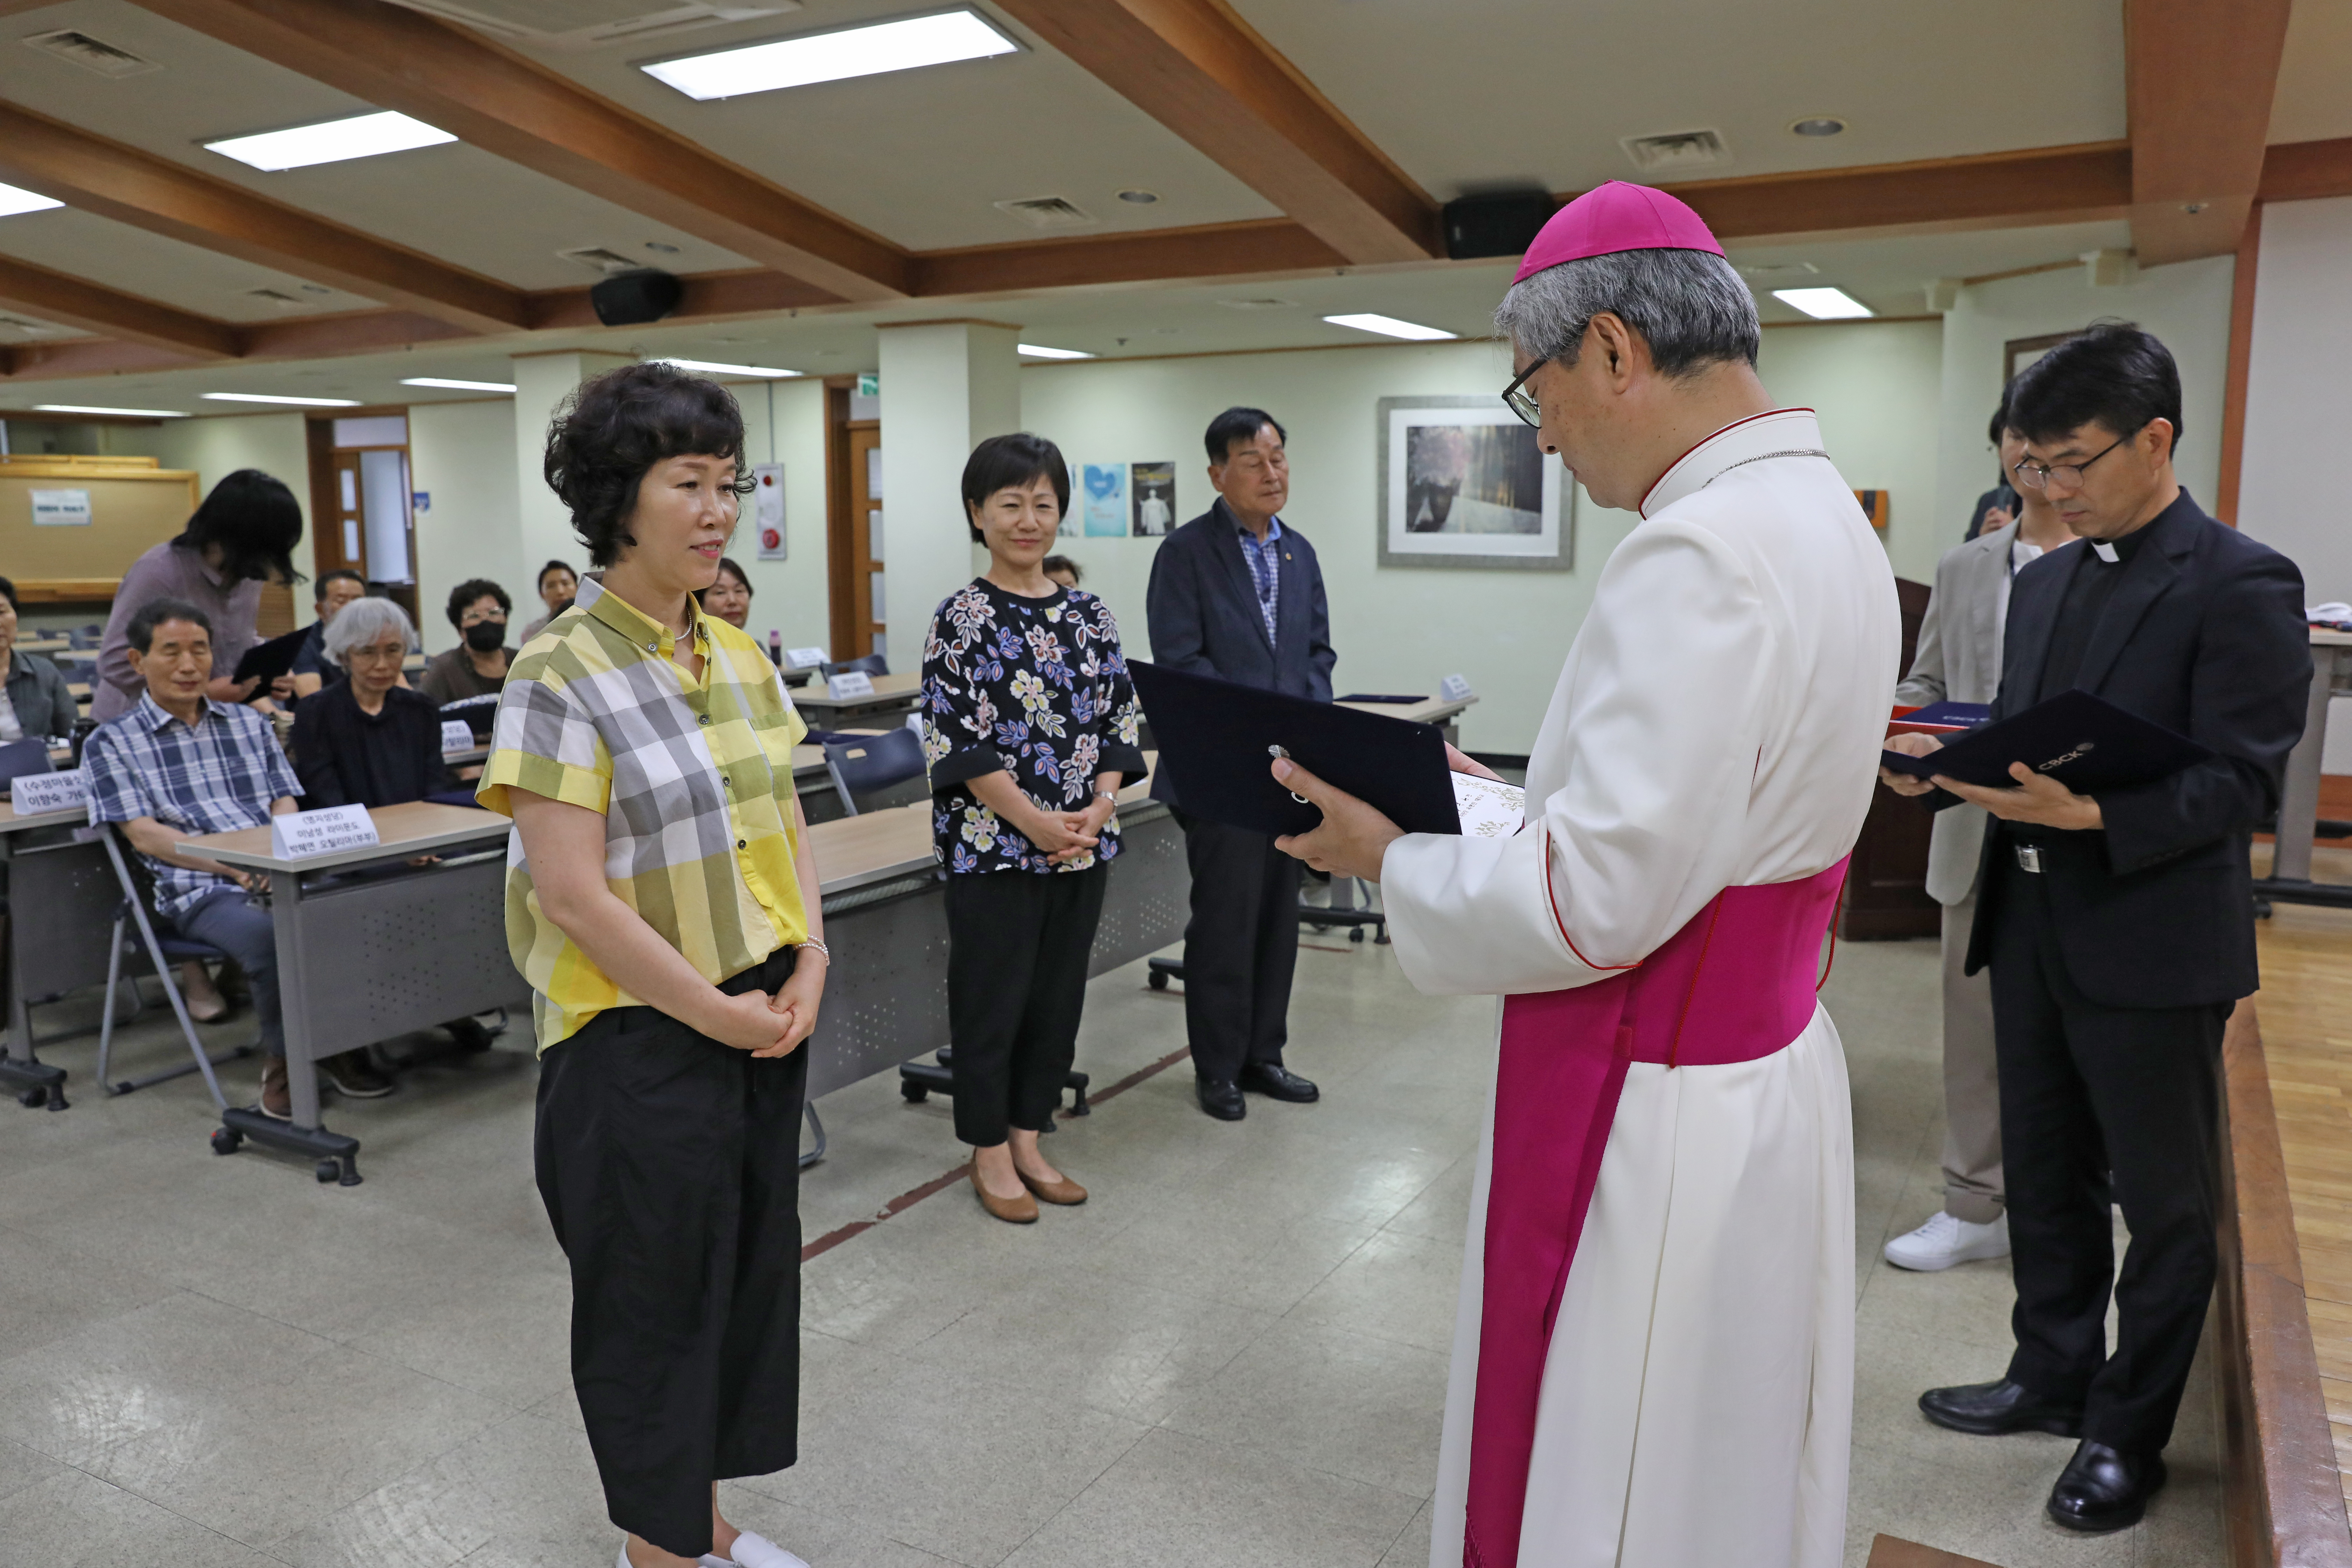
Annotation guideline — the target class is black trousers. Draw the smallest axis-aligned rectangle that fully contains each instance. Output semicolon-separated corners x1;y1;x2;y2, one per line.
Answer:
534;947;807;1558
1173;810;1302;1083
946;864;1108;1146
1989;862;2228;1455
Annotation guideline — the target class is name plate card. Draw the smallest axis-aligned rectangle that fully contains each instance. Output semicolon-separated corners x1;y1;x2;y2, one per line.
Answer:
270;804;380;861
1439;673;1475;703
441;720;476;755
13;769;89;815
786;646;830;670
826;670;875;700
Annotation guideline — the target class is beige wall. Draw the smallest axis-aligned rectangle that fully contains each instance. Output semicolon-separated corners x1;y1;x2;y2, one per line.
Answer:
408;399;520;653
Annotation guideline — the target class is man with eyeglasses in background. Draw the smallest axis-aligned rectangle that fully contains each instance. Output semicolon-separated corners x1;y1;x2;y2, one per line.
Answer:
1885;324;2306;1532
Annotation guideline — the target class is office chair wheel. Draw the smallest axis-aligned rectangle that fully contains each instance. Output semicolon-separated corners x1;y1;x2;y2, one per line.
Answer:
315;1157;343;1184
1148;969;1168;991
1349;927;1365;943
19;1087;47;1108
211;1127;242;1155
901;1082;929;1103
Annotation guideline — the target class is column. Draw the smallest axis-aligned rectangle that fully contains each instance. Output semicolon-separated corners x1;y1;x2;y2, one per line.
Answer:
875;322;1021;663
511;350;635;592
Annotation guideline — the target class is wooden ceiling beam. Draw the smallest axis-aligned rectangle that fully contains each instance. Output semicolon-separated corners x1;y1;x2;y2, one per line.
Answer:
1649;141;2135;246
0;254;237;359
989;0;1438;264
0;101;526;332
134;0;913;303
2125;0;2292;265
2259;138;2352;204
916;217;1346;298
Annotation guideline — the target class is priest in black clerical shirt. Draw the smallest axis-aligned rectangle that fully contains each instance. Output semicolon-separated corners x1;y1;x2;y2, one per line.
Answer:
1883;326;2307;1534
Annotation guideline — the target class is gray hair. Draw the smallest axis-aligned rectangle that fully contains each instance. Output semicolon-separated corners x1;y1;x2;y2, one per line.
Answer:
323;594;418;666
1494;248;1759;378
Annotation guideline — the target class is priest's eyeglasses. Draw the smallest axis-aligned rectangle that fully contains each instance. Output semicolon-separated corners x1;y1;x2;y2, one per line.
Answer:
2011;434;2125;492
1502;359;1548;427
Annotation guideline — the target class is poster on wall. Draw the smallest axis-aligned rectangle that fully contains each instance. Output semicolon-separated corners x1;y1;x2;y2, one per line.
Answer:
1376;396;1571;571
30;488;92;527
1082;463;1128;537
751;463;785;559
1129;462;1176;536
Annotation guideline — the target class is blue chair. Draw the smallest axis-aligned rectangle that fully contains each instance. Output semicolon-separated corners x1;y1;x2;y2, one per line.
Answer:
820;652;889;681
820;727;929;817
93;828;255;1105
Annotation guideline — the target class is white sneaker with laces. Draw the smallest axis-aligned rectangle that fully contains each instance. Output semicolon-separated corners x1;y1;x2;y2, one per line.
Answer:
727;1534;811;1568
1883;1210;2009;1272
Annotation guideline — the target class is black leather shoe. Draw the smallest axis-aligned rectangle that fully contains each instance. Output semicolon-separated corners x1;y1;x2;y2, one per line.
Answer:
2047;1441;2165;1532
1197;1078;1246;1120
1918;1378;2084;1437
1240;1062;1319;1102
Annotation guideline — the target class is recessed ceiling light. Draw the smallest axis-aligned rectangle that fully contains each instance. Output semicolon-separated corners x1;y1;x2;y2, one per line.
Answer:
1322;313;1456;341
0;182;63;218
1790;117;1847;137
32;403;187;418
400;377;518;393
654;357;802;378
1017;344;1093;359
643;10;1018;101
204;110;457;172
1116;189;1158;205
1772;287;1873;319
202;392;362;406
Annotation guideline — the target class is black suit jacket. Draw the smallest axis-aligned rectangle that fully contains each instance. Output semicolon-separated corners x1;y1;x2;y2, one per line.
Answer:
1145;499;1336;806
1962;490;2307;1007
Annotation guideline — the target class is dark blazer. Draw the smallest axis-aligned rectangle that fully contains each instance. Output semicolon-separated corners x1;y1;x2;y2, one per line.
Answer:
1145;498;1336;805
1962;490;2307;1007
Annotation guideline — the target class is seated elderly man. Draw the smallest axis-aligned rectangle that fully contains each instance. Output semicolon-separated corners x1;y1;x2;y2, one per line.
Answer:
83;597;391;1113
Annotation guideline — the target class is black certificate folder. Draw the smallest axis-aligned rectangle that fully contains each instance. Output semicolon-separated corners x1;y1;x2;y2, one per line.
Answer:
1879;688;2214;795
1129;660;1461;839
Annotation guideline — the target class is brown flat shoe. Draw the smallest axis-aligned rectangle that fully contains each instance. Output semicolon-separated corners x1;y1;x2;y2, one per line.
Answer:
971;1163;1038;1224
1018;1169;1087;1206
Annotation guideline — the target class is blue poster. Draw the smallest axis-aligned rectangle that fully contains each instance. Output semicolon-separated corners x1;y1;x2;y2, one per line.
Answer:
1083;463;1128;537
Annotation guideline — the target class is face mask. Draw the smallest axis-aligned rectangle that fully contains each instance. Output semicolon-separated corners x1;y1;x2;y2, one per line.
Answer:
464;620;506;652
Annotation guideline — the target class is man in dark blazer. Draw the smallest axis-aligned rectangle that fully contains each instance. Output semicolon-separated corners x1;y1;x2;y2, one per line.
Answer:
1886;326;2308;1532
1147;406;1336;1120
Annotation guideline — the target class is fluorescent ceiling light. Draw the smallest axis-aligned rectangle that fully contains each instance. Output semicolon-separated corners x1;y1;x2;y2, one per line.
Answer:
204;111;456;172
400;377;517;393
654;357;802;378
1772;286;1873;319
202;392;361;407
32;403;187;418
1322;313;1456;341
645;10;1018;101
0;182;63;218
1017;343;1093;360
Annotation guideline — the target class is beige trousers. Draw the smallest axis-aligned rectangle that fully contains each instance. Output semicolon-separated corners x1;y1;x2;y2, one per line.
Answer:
1940;893;2005;1223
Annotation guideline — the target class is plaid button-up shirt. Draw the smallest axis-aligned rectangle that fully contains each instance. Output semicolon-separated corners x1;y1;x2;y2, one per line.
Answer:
84;695;302;919
1237;514;1283;646
477;576;811;1054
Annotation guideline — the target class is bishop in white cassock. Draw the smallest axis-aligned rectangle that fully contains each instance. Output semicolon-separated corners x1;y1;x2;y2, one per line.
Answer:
1273;183;1898;1568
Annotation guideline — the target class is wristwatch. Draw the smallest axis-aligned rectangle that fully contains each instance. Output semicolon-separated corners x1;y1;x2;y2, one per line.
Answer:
1094;790;1118;806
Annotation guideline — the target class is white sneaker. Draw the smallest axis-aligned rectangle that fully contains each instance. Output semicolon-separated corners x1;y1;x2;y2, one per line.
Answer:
1883;1211;2009;1271
727;1534;811;1568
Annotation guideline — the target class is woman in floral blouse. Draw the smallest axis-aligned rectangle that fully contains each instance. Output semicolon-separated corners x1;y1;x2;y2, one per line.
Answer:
923;433;1147;1224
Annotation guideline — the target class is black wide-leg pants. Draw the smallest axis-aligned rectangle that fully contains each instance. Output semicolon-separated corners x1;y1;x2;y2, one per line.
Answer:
534;947;807;1559
1988;863;2228;1455
1172;810;1302;1084
946;863;1108;1146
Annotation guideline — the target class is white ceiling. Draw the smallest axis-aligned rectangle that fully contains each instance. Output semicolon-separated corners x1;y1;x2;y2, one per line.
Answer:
0;205;382;321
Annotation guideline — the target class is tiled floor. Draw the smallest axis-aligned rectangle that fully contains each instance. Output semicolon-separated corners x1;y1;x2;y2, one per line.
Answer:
0;926;2222;1567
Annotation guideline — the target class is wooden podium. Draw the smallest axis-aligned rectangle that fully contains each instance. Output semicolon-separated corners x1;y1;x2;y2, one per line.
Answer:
1840;575;1941;941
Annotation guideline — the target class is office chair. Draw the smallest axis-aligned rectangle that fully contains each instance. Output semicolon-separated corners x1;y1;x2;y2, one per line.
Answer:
93;827;256;1106
820;728;930;817
819;652;889;681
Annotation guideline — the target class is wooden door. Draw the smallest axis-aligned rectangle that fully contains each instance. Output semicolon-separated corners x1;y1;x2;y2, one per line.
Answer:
830;421;884;664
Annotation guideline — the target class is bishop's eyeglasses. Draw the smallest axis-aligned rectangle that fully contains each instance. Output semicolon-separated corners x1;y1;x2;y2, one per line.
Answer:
1502;358;1548;427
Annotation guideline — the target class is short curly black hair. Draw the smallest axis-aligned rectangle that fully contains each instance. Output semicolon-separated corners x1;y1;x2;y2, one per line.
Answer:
445;577;511;629
542;362;754;567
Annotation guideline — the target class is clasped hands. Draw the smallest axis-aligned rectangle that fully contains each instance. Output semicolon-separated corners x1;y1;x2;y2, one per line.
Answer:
1022;794;1117;865
710;947;828;1058
1879;733;2103;831
1272;743;1499;882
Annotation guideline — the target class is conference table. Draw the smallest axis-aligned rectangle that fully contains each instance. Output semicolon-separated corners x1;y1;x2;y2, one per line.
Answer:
791;672;925;729
2255;627;2352;912
0;798;114;1111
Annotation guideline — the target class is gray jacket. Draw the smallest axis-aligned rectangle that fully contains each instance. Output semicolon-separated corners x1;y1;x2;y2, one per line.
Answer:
4;650;78;740
1893;522;2018;905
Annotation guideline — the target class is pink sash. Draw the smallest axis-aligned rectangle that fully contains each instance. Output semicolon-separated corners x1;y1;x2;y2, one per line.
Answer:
1462;858;1848;1568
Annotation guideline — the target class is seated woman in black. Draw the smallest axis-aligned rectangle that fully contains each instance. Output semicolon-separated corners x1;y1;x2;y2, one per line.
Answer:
290;595;452;809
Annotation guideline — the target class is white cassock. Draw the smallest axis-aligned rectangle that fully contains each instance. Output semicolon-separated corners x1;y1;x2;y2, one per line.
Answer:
1381;410;1898;1568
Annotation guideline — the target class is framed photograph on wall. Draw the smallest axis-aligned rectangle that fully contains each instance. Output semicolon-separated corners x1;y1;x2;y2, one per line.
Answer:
1377;396;1572;570
1130;461;1176;536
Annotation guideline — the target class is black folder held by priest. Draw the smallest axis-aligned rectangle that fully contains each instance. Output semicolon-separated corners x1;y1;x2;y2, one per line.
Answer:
1879;688;2213;800
1129;660;1461;839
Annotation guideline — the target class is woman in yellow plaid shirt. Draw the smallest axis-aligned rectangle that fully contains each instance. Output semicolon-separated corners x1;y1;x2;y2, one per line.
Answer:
479;363;825;1568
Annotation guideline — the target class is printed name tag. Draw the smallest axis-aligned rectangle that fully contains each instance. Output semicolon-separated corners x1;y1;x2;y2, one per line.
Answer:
441;720;476;755
827;670;875;700
13;769;88;814
269;804;381;860
1439;673;1475;703
787;646;829;670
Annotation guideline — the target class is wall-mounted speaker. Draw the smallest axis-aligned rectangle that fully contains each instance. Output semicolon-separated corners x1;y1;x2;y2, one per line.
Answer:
589;268;682;326
1442;192;1558;261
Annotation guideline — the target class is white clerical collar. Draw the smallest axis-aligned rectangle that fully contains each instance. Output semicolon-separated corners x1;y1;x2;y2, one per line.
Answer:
1639;408;1828;519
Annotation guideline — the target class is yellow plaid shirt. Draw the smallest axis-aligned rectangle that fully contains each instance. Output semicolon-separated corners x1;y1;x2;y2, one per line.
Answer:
477;576;810;1052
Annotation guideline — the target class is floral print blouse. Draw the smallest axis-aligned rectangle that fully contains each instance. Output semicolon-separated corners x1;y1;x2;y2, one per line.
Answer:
922;579;1148;875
